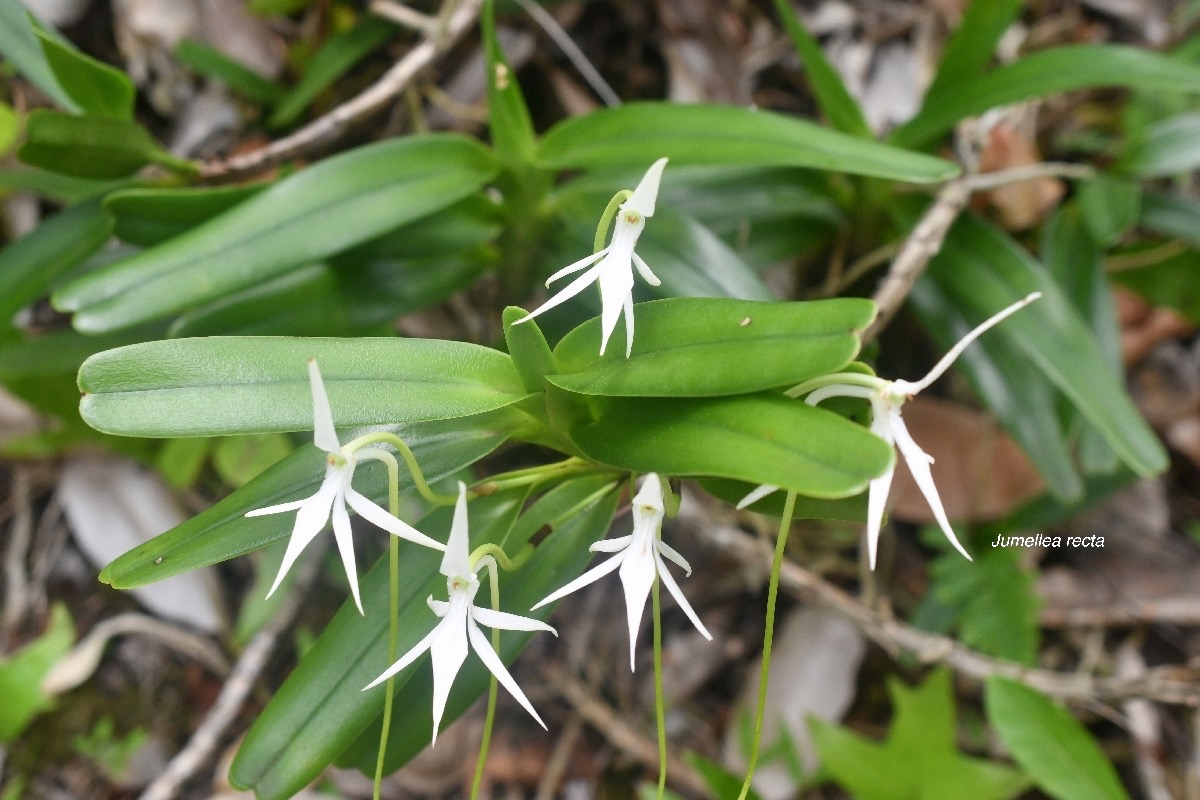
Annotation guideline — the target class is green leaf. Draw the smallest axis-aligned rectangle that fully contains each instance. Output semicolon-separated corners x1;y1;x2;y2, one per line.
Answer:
78;336;529;437
925;543;1040;664
503;305;558;394
483;0;536;165
55;135;497;332
1117;112;1200;177
232;479;619;799
0;0;77;111
569;394;893;499
268;16;397;127
1041;205;1121;474
908;278;1083;501
0;195;112;328
1077;175;1141;247
811;668;1029;800
699;477;869;522
212;433;293;487
0;100;18;156
1111;247;1200;323
771;0;871;137
893;45;1200;148
549;297;874;397
175;39;285;105
104;183;267;246
155;437;211;489
1140;190;1200;248
0;167;119;203
98;417;513;588
18;110;177;179
249;0;312;13
921;0;1024;109
0;604;75;743
36;30;135;119
926;212;1167;478
985;678;1129;800
537;103;959;183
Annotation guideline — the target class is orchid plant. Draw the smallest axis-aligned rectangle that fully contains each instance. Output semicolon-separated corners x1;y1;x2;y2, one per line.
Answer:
19;1;1177;798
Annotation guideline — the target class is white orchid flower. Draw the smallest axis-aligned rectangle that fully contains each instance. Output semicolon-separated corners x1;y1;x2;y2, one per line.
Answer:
533;473;711;671
246;359;444;615
513;157;668;358
738;293;1042;570
364;482;555;744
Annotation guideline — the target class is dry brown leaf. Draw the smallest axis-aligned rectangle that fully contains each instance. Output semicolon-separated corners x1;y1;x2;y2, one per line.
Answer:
973;122;1065;230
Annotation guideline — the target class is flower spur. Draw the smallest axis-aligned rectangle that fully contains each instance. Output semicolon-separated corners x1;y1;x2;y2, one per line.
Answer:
739;293;1043;569
245;359;444;614
364;483;555;743
532;473;711;671
512;157;668;358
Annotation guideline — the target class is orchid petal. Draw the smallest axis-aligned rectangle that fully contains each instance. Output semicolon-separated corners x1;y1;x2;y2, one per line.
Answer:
440;482;472;578
545;247;609;285
429;594;470;744
307;359;340;454
655;540;691;575
590;534;632;553
265;476;340;600
890;409;973;562
656;553;712;640
864;407;897;570
514;263;605;325
472;606;556;634
624;157;668;217
362;619;440;690
530;552;624;610
736;483;778;510
467;619;547;729
632;251;661;286
622;291;635;358
428;598;450;616
344;485;445;551
330;492;363;615
907;291;1042;394
618;541;657;671
597;250;635;357
244;499;306;517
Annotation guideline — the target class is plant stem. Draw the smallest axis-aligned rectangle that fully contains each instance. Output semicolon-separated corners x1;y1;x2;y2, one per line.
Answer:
342;432;458;505
653;576;667;800
736;490;797;800
471;560;503;800
373;455;403;800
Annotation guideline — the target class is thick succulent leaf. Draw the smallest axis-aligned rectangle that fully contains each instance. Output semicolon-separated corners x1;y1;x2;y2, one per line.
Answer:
231;478;619;800
0;196;111;327
18;110;175;179
893;45;1200;148
54;135;498;332
36;29;135;119
98;416;515;588
549;297;874;397
78;337;529;437
105;183;267;246
0;0;77;110
537;103;959;183
569;394;893;499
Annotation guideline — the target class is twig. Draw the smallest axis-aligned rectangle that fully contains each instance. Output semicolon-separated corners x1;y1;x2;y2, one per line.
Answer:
534;716;583;800
2;467;32;644
699;521;1200;707
865;161;1095;341
543;665;712;797
136;549;323;800
509;0;621;107
1041;595;1200;629
370;0;438;33
199;0;484;180
1117;642;1175;800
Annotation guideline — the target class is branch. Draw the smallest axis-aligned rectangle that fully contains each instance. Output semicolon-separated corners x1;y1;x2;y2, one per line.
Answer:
698;521;1200;707
542;665;712;797
864;161;1095;341
198;0;483;181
